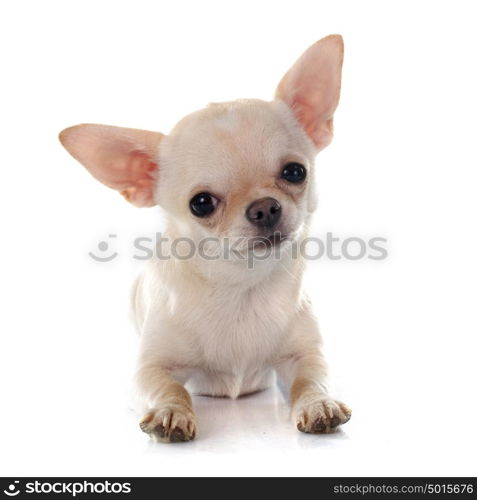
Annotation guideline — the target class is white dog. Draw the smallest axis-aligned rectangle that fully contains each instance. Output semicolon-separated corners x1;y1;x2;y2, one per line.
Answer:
60;35;351;443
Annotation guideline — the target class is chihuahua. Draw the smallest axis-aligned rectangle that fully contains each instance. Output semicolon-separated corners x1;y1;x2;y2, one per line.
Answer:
59;35;351;443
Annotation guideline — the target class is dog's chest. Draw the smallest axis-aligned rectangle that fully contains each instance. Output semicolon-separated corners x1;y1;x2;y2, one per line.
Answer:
180;281;293;373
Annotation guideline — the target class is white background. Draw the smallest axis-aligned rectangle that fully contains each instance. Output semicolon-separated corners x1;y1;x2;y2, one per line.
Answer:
1;0;476;477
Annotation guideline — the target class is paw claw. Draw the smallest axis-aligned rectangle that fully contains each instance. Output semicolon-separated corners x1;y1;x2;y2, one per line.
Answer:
169;427;187;442
330;415;341;428
139;421;150;433
311;418;327;433
152;423;167;438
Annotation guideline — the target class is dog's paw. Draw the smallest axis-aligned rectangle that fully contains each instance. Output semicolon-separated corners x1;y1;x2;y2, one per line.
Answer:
294;396;351;434
139;406;197;443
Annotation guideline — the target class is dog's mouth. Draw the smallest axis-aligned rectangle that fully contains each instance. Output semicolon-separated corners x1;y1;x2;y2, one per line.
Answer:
248;232;288;250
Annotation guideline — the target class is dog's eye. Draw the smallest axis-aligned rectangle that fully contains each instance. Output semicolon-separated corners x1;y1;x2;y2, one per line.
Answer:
189;192;218;217
281;162;307;183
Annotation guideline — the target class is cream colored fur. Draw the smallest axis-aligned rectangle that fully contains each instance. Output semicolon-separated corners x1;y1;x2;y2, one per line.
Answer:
60;35;351;442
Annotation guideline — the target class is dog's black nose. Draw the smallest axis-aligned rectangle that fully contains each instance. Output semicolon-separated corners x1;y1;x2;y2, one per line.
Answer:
246;197;282;228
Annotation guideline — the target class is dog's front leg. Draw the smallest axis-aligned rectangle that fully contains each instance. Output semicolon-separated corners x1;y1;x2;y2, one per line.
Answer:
135;360;196;443
287;357;351;434
276;307;351;434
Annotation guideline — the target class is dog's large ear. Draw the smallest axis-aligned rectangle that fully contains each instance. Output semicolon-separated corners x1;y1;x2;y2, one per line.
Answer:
59;124;164;207
275;35;344;151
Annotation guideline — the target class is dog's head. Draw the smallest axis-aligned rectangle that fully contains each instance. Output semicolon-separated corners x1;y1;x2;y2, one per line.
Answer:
60;35;343;260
